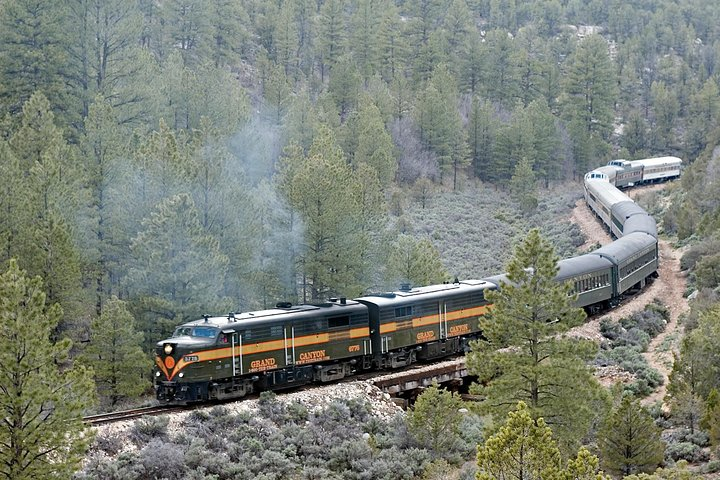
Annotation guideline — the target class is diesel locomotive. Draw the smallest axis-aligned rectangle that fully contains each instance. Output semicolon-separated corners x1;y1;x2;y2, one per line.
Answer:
154;156;680;403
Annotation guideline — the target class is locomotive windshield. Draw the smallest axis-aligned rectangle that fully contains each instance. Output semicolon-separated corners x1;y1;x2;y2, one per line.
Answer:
172;326;219;338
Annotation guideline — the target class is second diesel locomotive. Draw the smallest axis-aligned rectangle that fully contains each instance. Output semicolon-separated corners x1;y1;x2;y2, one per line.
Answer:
154;156;679;403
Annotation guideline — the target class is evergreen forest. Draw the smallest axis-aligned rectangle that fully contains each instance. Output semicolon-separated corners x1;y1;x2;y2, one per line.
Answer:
3;0;720;478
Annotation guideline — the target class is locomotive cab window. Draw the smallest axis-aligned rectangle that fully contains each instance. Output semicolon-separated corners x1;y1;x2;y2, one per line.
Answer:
328;315;350;329
192;326;218;338
173;326;218;338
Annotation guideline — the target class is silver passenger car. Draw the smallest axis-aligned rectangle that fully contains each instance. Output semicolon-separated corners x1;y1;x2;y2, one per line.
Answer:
556;254;614;311
591;232;658;295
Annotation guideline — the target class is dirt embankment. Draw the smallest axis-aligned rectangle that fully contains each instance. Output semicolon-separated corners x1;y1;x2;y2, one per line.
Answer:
568;189;688;406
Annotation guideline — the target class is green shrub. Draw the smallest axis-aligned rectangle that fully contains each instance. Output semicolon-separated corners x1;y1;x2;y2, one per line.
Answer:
599;318;623;341
130;415;169;445
702;460;720;473
665;441;709;463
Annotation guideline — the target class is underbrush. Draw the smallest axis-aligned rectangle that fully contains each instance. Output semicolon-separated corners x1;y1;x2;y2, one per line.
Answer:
398;182;583;278
594;300;669;397
78;394;484;480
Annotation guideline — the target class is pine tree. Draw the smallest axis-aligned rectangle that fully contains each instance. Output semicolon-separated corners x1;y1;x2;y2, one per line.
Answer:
649;81;678;151
317;0;346;82
291;0;316;77
0;0;70;122
131;118;187;216
467;229;606;452
510;157;538;213
404;0;444;83
0;260;94;480
407;384;465;458
80;96;128;316
440;0;473;76
284;89;320;151
622;110;649;156
562;35;617;173
598;396;665;477
157;50;249;134
386;234;447;288
0;141;24;265
264;63;293;124
494;98;562;186
65;0;143;122
348;0;381;84
476;401;561;480
353;95;397;187
374;2;408;82
207;0;249;67
564;447;613;480
477;402;611;480
686;78;720;159
272;0;299;76
702;388;720;446
277;126;366;300
129;193;230;344
415;65;467;186
678;306;720;400
467;97;497;181
328;55;361;120
666;347;703;435
159;0;212;65
459;30;485;94
80;297;151;407
522;99;561;185
8;93;86;335
480;29;521;106
494;107;535;181
353;162;387;290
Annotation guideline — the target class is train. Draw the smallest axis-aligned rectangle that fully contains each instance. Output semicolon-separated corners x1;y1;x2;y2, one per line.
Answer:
153;156;681;403
585;156;682;188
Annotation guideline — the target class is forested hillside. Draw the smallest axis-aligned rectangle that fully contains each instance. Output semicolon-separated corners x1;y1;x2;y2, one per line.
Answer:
2;0;720;470
2;0;718;347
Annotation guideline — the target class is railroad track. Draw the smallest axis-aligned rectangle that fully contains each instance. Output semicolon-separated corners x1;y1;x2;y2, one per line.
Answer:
83;405;188;425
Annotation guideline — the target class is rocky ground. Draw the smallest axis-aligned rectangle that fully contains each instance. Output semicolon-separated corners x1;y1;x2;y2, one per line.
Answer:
92;380;404;456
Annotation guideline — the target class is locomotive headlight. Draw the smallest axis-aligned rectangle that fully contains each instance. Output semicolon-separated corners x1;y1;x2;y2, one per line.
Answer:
178;372;184;378
164;344;173;355
155;371;161;377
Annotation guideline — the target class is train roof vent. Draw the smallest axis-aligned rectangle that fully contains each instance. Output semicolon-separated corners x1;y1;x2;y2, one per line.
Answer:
399;283;412;292
276;302;293;309
365;292;396;298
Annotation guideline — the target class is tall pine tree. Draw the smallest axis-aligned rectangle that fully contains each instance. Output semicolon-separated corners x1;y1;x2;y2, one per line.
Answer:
80;296;151;407
129;193;230;345
467;229;606;452
598;396;665;477
562;35;617;175
0;260;94;479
